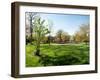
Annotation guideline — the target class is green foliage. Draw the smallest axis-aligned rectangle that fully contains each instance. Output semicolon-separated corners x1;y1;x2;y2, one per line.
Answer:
32;16;50;56
26;43;89;67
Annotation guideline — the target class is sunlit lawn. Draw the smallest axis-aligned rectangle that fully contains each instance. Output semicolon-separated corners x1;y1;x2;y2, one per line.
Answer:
26;43;89;67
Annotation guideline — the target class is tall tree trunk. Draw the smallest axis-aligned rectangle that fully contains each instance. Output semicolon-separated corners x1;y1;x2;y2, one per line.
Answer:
35;46;40;56
30;16;33;44
35;42;41;56
35;33;41;56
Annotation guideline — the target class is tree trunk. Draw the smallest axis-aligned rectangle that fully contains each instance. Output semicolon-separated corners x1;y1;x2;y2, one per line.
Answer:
35;36;41;56
30;16;33;44
35;49;40;56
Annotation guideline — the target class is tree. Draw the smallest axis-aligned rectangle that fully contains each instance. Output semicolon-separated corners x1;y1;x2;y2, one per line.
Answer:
61;32;70;43
45;19;53;45
26;12;37;43
79;24;89;44
74;31;82;43
74;24;89;44
33;16;50;56
56;30;63;43
55;30;70;43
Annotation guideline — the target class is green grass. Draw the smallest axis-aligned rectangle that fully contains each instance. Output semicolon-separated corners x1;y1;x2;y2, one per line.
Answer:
26;43;89;67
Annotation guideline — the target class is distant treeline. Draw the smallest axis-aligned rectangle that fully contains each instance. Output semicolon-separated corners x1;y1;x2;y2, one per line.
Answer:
26;23;89;44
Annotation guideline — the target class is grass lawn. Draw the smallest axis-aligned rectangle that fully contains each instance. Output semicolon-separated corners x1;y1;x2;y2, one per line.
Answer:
26;43;89;67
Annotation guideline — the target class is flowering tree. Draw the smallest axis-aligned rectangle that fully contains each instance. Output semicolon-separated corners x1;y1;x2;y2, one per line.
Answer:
33;16;50;56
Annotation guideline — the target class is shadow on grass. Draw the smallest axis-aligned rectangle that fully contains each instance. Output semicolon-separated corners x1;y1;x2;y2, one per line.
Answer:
39;52;89;66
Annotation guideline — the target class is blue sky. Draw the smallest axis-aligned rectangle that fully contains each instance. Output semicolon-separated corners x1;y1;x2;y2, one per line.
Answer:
39;13;90;36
